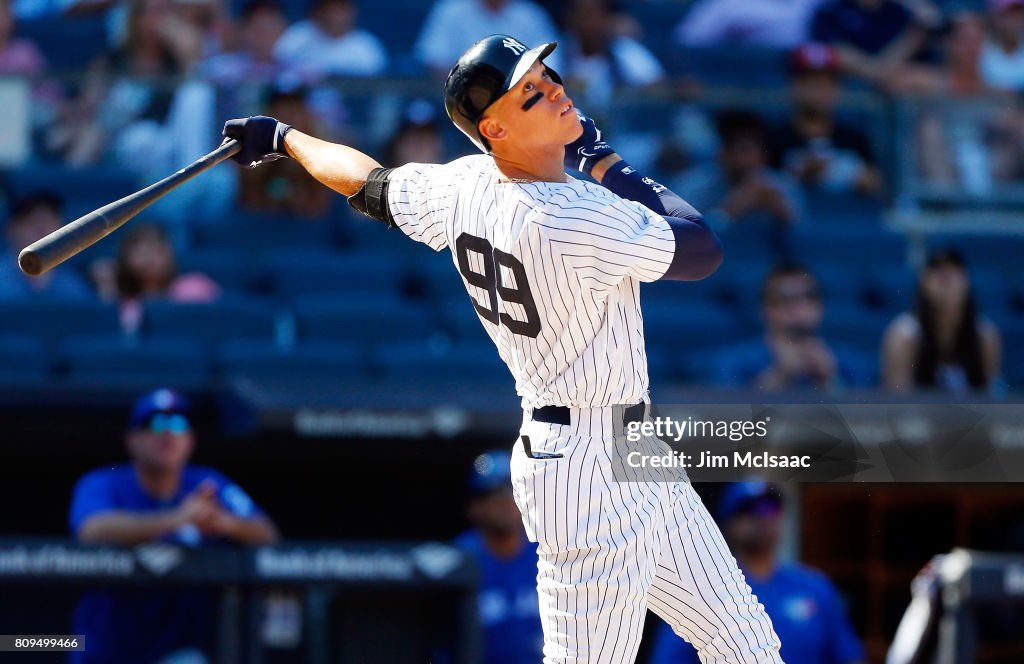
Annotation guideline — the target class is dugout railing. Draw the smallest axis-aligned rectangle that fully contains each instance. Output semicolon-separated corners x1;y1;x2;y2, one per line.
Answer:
0;537;480;664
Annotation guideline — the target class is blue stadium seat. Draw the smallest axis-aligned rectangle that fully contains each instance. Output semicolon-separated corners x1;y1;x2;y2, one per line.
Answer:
292;293;438;343
410;253;466;302
672;47;790;87
642;303;739;353
176;248;254;294
791;227;908;270
0;335;49;386
142;298;280;344
803;189;886;226
0;299;120;347
14;15;108;70
5;163;137;208
927;235;1024;274
1000;319;1024;390
60;335;211;392
861;265;917;315
357;0;433;63
439;298;492;344
372;339;509;385
267;249;405;299
820;305;889;355
218;339;367;383
193;211;337;250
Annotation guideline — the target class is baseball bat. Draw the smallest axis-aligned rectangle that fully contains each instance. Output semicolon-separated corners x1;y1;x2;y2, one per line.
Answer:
17;139;242;277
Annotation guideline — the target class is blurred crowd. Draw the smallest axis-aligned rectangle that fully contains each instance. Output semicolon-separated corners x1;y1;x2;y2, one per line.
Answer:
0;0;1022;398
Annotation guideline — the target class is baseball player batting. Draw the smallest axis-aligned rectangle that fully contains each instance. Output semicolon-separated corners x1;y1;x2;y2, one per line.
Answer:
223;35;782;664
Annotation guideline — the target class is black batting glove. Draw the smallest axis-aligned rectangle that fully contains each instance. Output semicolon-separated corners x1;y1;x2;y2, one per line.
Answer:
564;110;615;177
222;116;292;168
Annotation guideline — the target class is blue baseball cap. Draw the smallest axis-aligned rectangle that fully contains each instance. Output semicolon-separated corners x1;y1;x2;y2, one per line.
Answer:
467;450;512;497
718;481;783;523
129;389;191;428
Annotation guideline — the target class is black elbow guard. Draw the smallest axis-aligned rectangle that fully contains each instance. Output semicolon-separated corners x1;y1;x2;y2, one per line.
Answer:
347;167;396;227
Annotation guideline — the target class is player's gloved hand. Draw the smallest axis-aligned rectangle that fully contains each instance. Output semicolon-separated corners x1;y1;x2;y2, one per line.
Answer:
222;116;292;168
564;110;615;177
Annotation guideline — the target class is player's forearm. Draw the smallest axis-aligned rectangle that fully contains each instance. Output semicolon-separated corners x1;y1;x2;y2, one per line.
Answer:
283;129;382;197
77;511;185;546
221;515;280;546
592;153;722;280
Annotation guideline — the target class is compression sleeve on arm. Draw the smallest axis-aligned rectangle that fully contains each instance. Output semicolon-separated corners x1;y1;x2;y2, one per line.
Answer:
347;167;396;227
601;160;722;281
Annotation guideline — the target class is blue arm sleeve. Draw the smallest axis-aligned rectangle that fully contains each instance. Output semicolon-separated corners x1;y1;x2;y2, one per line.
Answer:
822;577;867;664
600;160;723;281
68;472;116;536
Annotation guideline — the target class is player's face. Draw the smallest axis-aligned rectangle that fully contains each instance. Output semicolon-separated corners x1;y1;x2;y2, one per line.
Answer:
127;416;195;473
727;506;782;558
792;71;840;112
481;61;580;151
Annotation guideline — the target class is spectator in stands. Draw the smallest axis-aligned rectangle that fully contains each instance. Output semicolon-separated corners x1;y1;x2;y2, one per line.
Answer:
383;99;445;166
676;0;825;48
674;110;803;257
648;481;866;664
92;224;219;333
415;0;560;76
69;388;279;664
0;0;44;73
882;247;1002;395
274;0;388;80
772;43;882;197
559;0;664;110
715;263;870;392
201;0;286;87
239;83;335;217
881;9;990;95
452;450;543;664
809;0;937;86
0;192;92;299
981;0;1024;90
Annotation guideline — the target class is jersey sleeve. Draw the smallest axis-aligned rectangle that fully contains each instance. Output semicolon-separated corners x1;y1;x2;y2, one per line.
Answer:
536;185;676;291
68;471;116;536
386;161;451;251
820;576;867;664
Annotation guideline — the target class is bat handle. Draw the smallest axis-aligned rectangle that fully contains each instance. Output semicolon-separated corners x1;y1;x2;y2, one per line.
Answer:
17;139;242;277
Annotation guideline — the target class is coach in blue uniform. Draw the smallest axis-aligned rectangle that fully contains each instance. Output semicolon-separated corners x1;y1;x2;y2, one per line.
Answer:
648;482;865;664
68;389;279;664
454;450;544;664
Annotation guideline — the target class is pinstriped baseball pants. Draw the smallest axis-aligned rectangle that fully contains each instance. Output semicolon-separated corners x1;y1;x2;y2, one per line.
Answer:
510;405;783;664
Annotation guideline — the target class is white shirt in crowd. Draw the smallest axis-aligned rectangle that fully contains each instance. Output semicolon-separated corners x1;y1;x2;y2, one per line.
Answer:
980;39;1024;91
275;22;389;78
415;0;560;72
676;0;826;49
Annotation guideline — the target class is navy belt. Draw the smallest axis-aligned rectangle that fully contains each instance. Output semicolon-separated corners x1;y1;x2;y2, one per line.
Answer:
531;402;647;426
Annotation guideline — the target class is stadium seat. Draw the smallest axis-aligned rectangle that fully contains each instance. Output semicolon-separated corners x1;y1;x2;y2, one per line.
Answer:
642;304;739;353
13;15;108;71
142;298;280;344
176;248;254;294
218;338;368;383
59;335;211;392
672;47;790;87
0;335;49;386
0;299;120;347
803;189;886;227
267;249;406;299
193;211;338;251
791;226;908;271
292;293;438;343
861;265;917;315
372;339;509;384
5;163;137;209
820;306;889;356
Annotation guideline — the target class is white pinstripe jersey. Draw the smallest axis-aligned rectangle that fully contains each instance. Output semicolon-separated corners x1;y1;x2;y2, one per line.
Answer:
387;155;675;409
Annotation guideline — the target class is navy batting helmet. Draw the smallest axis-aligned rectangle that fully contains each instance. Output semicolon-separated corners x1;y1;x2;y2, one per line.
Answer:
444;34;561;153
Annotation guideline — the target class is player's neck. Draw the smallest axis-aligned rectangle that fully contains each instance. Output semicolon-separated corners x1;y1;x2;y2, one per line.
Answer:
492;149;567;184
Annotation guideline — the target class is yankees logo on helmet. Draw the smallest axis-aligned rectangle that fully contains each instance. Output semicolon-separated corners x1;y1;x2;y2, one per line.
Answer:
502;38;527;55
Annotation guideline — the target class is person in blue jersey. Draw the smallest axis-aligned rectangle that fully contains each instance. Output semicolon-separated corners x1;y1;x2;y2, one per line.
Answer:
648;481;866;664
454;450;544;664
68;388;279;664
